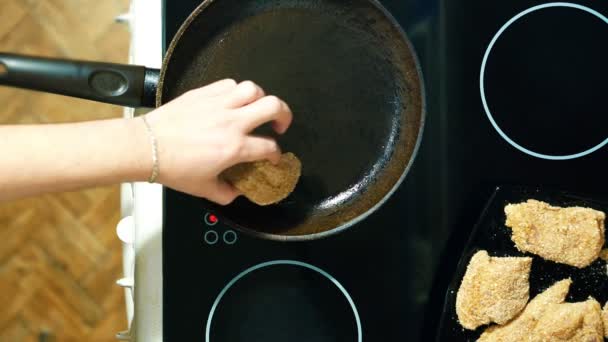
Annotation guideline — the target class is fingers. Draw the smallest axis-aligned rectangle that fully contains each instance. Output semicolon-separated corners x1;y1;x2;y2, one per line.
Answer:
207;135;282;205
225;81;266;108
237;136;282;164
191;79;237;98
205;180;241;205
216;81;292;134
237;95;293;134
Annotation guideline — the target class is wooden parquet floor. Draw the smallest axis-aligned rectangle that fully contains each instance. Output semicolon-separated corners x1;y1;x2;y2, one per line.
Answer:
0;0;130;340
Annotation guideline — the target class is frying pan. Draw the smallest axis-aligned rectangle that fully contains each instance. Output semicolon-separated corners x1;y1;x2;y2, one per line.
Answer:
0;0;425;241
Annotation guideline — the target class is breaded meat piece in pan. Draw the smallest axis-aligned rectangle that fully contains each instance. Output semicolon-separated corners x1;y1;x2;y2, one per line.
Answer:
222;152;301;206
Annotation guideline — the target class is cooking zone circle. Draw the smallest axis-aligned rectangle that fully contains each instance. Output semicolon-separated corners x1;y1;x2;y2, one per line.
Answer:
480;2;608;160
205;260;362;341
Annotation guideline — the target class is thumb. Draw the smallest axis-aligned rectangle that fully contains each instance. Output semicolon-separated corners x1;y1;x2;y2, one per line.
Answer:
206;179;240;205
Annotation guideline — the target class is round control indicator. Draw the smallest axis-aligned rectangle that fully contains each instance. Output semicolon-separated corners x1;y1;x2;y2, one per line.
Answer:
204;230;219;245
222;230;238;245
204;213;219;226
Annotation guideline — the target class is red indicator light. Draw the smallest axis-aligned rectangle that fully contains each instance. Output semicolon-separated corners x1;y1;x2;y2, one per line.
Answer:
204;213;219;226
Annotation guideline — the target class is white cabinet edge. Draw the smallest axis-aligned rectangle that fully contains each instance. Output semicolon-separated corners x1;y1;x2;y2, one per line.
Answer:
122;0;164;341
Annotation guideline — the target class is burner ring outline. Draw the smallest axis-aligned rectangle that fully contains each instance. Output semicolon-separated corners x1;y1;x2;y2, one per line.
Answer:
480;2;608;160
205;259;362;342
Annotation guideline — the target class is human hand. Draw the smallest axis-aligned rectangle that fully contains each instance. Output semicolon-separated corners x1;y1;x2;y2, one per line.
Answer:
142;79;293;204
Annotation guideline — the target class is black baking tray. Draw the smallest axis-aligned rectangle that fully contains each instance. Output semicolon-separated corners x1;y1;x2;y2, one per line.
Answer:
437;185;608;341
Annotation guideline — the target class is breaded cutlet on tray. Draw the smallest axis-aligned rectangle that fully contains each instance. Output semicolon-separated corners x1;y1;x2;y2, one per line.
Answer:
437;185;608;342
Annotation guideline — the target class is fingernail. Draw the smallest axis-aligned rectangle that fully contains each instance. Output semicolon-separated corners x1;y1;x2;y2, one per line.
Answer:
276;124;288;135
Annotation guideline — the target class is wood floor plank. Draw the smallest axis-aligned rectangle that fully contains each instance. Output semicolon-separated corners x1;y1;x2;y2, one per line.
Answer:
0;316;30;342
0;0;130;340
0;0;27;41
0;245;47;332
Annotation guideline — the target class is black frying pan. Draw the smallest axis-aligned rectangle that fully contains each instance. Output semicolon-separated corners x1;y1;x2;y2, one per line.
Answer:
0;0;425;241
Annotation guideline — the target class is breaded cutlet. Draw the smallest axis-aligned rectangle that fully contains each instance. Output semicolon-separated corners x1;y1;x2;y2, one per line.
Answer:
478;278;572;342
221;152;301;206
504;200;605;268
456;250;532;330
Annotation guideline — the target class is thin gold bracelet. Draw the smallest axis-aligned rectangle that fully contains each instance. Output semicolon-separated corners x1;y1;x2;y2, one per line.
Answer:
141;115;159;183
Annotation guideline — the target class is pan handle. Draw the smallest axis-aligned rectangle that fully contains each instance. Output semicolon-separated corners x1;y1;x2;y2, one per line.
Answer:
0;53;159;107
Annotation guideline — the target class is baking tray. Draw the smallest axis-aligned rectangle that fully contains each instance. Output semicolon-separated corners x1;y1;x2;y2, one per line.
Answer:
437;185;608;341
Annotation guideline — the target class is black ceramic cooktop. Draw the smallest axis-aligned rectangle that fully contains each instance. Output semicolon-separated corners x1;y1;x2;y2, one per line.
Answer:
161;1;608;341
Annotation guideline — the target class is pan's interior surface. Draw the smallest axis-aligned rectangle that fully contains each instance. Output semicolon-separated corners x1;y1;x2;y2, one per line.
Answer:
159;0;424;238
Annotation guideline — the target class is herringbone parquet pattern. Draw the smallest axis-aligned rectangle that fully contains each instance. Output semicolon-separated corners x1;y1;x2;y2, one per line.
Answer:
0;0;130;340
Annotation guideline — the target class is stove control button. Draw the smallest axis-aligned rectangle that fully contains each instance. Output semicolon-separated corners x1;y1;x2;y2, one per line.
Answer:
204;213;219;226
204;230;219;245
116;216;135;244
116;277;134;289
115;330;131;340
114;13;131;24
223;230;238;245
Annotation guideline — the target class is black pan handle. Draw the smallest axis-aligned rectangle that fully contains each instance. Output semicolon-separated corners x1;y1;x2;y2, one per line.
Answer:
0;53;159;107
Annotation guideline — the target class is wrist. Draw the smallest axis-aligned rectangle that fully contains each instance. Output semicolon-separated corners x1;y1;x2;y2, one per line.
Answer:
124;116;155;182
141;115;160;183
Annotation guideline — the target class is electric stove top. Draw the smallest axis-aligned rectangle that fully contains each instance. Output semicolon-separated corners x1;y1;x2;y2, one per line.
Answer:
161;1;608;341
